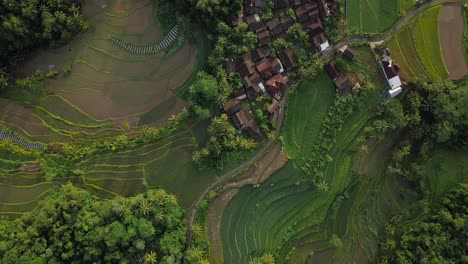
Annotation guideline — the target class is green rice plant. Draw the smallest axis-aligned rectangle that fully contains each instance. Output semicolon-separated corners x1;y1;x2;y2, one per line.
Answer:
386;27;430;80
282;71;335;160
408;6;448;80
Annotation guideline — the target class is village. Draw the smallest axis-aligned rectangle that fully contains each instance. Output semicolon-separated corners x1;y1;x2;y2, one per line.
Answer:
220;0;404;139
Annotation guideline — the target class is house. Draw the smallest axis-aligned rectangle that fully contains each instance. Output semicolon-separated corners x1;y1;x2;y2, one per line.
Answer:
236;53;256;77
271;32;287;41
224;60;236;74
232;109;249;128
289;0;301;7
227;13;244;27
295;6;310;23
304;18;324;35
267;99;280;114
324;60;339;80
271;58;284;74
380;60;402;90
256;28;271;46
252;47;271;61
266;74;287;97
312;32;330;52
342;48;357;60
274;0;289;10
256;58;275;79
266;17;284;36
223;98;241;115
233;88;247;100
334;72;360;95
244;72;266;99
245;119;261;138
388;87;402;98
245;0;267;14
280;15;294;31
318;0;330;18
245;14;264;32
278;48;298;71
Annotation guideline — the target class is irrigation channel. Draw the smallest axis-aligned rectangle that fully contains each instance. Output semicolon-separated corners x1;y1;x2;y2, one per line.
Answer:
184;0;459;248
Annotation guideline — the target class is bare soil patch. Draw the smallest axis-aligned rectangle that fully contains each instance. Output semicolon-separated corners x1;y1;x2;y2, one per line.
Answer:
207;144;288;264
439;4;468;79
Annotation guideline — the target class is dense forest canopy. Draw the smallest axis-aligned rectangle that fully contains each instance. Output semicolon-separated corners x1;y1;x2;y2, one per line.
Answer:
0;0;87;69
379;184;468;263
0;184;207;264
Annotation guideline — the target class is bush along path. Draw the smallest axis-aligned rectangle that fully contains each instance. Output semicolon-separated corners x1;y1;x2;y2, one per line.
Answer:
108;25;181;54
0;129;43;150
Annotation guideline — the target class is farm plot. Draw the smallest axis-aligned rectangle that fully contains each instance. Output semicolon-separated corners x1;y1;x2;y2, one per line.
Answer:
282;72;335;160
438;4;468;79
386;6;448;81
408;6;448;80
20;0;198;126
79;127;223;208
346;0;399;34
386;27;429;80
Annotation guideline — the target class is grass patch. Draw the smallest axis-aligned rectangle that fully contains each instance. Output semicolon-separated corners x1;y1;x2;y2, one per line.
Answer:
346;0;399;34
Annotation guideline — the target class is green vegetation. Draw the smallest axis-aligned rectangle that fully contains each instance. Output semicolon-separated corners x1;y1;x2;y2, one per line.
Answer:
346;0;399;34
0;184;209;264
379;184;467;263
282;72;335;160
386;6;448;81
192;114;256;169
0;0;87;68
464;4;468;63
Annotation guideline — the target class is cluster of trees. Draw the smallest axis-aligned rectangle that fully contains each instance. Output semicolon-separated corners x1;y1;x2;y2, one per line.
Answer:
0;184;209;264
192;114;256;168
379;184;467;263
301;94;360;191
381;80;467;186
0;0;87;69
248;253;275;264
188;71;235;119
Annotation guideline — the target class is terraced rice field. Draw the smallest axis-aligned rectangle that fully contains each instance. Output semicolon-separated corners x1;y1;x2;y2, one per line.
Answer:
282;72;335;161
0;0;211;217
386;6;449;81
19;0;197;125
220;54;417;262
346;0;402;33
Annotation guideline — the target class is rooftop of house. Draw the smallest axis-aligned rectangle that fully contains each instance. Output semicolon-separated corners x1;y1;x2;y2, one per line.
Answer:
335;71;360;95
278;48;298;71
324;60;339;80
343;48;356;60
266;17;284;36
266;73;287;96
223;98;241;115
232;109;249;128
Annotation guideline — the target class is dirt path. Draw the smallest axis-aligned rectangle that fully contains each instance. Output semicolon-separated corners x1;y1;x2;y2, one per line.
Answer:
321;0;461;60
207;144;288;264
439;4;468;79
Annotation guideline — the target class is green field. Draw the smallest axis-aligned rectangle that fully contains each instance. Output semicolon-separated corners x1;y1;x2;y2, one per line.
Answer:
220;91;417;263
282;72;335;161
386;6;448;81
221;52;399;262
346;0;410;34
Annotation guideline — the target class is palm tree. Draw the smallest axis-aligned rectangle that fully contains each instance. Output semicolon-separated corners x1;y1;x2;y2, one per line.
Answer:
144;251;157;264
138;199;152;216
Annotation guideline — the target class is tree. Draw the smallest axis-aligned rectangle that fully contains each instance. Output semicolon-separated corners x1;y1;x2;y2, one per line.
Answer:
0;184;199;263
